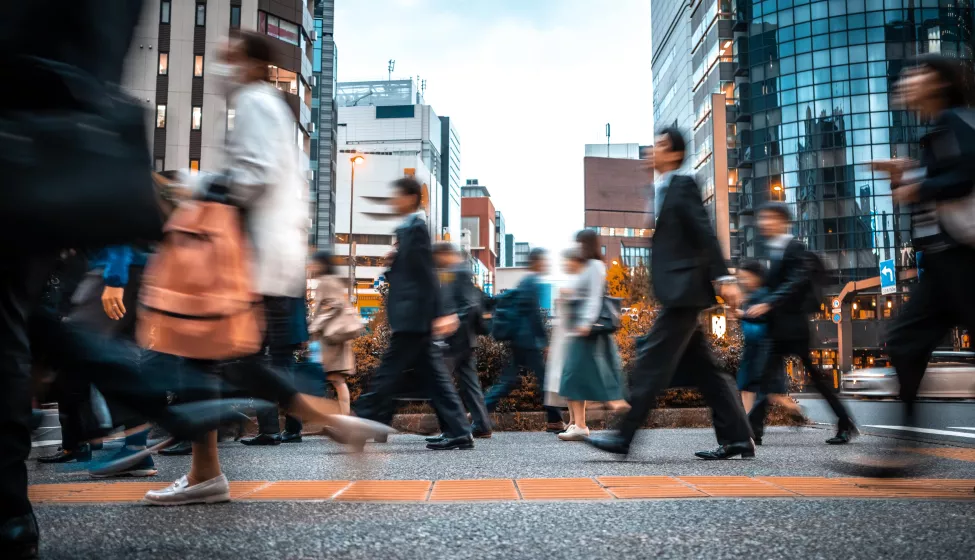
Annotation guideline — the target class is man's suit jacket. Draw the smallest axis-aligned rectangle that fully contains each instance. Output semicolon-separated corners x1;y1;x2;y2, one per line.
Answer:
650;174;730;309
512;273;547;351
386;214;442;334
441;262;479;354
764;238;815;343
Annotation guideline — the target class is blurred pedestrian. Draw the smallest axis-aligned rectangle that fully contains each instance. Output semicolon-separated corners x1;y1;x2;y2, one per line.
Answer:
857;54;975;477
541;248;580;426
484;249;566;433
584;127;754;459
353;177;474;451
557;231;626;441
307;249;355;417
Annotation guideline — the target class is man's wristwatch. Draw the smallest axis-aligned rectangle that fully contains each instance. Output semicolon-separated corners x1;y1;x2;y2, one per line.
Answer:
716;275;737;285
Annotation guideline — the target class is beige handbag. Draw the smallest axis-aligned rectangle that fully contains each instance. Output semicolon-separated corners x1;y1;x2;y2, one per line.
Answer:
309;281;363;344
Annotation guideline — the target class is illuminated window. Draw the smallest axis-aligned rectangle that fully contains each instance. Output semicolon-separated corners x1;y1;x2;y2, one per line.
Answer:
189;159;200;175
194;55;204;77
156;105;166;128
158;53;169;75
191;106;202;130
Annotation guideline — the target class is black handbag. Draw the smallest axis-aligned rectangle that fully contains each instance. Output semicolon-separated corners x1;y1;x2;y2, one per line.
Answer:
569;294;622;336
0;57;164;253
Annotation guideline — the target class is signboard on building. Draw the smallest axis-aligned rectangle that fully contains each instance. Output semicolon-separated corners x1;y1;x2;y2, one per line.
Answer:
879;258;896;295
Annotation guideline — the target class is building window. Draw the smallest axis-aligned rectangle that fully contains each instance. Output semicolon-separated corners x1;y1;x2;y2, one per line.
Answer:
160;1;171;24
156;105;166;128
154;158;165;172
191;106;202;130
195;3;206;26
230;5;241;29
258;11;300;46
157;53;168;75
189;159;200;175
227;108;236;132
193;55;204;77
601;246;606;256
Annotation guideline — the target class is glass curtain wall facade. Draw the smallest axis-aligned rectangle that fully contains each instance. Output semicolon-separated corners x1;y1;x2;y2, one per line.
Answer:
311;0;338;248
735;0;974;290
653;1;697;159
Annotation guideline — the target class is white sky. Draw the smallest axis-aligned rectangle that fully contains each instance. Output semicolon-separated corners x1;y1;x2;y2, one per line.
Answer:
334;0;653;251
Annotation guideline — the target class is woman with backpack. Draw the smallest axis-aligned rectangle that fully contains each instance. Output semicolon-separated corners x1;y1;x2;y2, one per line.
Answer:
557;230;627;442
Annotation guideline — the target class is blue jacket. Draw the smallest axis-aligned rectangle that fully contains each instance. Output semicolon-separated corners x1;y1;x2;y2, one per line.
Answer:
512;273;547;350
737;288;769;391
88;246;148;288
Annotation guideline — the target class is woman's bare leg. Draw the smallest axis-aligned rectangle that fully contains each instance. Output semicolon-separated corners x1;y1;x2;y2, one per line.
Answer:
327;373;351;416
187;431;221;485
741;390;756;413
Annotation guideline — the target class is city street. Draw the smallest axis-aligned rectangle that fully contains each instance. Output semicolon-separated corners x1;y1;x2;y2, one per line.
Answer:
800;396;975;445
27;428;975;559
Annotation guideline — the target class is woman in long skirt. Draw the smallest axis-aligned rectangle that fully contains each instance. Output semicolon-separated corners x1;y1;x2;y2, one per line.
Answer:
558;230;626;441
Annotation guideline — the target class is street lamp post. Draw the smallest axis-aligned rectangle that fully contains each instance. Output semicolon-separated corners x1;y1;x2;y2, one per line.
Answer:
348;154;365;300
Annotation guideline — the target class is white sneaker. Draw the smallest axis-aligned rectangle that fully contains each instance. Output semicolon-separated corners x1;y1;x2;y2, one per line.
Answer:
558;425;590;441
144;474;230;506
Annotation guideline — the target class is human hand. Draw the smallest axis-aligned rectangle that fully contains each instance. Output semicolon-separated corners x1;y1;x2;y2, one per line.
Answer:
575;325;591;337
892;183;921;204
870;159;916;184
433;314;460;338
719;283;743;310
101;286;126;320
745;303;771;319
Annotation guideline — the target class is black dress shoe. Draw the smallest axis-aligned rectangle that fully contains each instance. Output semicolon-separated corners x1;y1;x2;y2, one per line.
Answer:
472;430;493;439
240;433;281;446
583;434;631;456
158;440;193;456
280;431;302;443
37;444;91;464
754;437;763;446
546;422;567;433
695;441;755;460
426;434;474;450
826;422;857;445
425;434;446;443
0;513;38;559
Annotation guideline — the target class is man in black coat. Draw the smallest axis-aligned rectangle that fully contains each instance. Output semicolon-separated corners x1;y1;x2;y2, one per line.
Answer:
585;127;754;459
353;178;474;450
744;203;855;445
428;244;491;439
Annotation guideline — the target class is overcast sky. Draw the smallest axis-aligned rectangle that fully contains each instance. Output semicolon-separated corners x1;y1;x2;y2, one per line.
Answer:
334;0;653;250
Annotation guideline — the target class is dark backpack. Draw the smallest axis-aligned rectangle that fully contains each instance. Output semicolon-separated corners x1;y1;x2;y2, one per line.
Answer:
490;290;520;341
471;290;491;336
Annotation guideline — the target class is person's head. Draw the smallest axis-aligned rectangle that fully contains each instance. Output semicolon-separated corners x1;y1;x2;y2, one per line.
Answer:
575;229;603;262
390;176;423;216
432;242;461;268
757;202;792;238
309;249;334;277
528;248;548;274
221;32;273;86
736;260;766;293
653;127;687;174
895;54;974;116
562;247;585;275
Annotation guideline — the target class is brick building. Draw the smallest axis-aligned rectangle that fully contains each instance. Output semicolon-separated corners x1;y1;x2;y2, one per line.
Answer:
583;147;653;267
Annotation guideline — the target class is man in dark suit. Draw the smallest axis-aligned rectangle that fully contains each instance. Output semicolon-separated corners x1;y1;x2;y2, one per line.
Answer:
428;244;492;439
353;177;474;450
484;249;565;432
744;203;856;445
585;127;754;459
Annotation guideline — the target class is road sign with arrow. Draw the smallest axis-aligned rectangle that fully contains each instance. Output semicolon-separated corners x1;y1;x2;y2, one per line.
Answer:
879;258;896;295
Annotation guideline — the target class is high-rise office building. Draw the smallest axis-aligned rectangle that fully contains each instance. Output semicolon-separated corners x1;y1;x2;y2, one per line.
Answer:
504;233;516;267
495;210;507;268
514;242;532;267
652;0;696;157
439;116;462;243
129;1;316;174
310;0;338;248
583;144;653;267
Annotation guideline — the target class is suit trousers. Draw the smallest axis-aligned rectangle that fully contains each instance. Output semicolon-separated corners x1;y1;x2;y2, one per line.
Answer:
886;246;975;425
618;307;752;446
747;338;851;439
436;349;491;432
485;347;562;423
354;332;471;438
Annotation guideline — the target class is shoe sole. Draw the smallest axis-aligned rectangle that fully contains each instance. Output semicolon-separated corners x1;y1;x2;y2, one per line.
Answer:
426;443;475;450
91;469;159;479
695;453;756;460
557;435;588;441
472;433;493;439
143;492;231;507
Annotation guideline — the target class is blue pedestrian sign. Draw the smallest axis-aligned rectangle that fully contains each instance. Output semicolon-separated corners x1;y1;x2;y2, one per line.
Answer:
879;258;896;295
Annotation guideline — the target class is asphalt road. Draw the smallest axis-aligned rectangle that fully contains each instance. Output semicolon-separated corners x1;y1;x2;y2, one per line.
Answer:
799;396;975;446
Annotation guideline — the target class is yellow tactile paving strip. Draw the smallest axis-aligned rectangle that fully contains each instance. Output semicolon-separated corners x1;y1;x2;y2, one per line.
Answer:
911;447;975;463
27;476;975;504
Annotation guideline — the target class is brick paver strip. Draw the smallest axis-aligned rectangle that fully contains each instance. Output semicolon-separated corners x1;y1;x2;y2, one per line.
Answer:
336;480;432;502
430;479;520;501
516;478;611;500
911;448;975;463
243;481;350;501
27;476;975;503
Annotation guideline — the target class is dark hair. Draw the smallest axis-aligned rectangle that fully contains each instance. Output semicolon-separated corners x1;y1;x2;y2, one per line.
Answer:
655;126;687;163
239;31;274;66
575;229;603;261
738;259;766;281
528;247;547;265
913;53;975;108
311;249;334;275
758;201;792;222
392;176;423;210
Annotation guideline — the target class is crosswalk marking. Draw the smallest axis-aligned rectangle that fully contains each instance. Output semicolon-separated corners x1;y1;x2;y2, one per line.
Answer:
865;425;975;439
946;427;975;432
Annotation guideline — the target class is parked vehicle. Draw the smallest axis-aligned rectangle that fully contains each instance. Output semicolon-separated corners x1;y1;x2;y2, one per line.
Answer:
841;351;975;399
